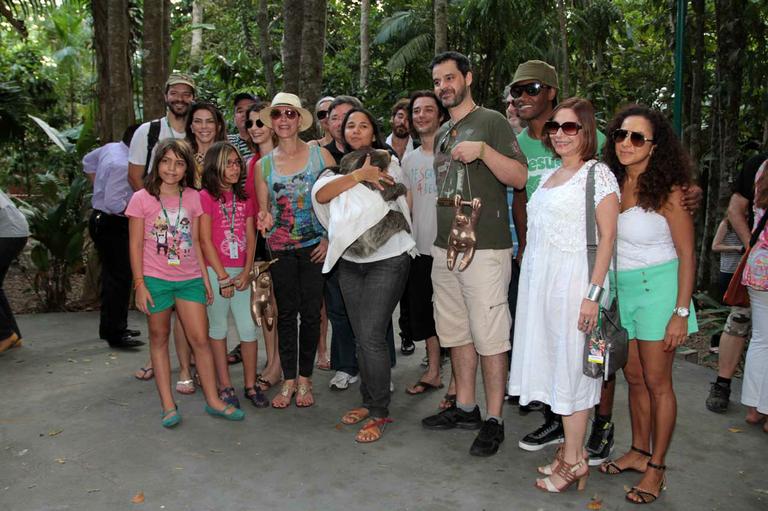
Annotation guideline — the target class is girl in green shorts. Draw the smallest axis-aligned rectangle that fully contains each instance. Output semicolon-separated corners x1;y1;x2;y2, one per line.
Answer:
126;138;244;427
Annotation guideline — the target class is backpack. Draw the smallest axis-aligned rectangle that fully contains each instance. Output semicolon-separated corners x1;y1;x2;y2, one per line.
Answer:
143;119;162;176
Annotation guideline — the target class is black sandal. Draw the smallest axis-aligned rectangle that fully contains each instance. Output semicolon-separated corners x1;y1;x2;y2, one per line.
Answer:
227;344;242;365
600;446;652;475
244;386;270;408
626;462;666;504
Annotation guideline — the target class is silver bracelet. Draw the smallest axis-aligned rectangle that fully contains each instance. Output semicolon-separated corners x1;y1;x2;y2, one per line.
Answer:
586;284;604;302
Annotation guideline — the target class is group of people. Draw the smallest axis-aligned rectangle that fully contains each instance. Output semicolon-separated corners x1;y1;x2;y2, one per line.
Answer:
3;48;767;505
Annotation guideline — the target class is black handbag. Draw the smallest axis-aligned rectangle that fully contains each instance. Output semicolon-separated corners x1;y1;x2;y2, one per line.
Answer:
582;163;629;380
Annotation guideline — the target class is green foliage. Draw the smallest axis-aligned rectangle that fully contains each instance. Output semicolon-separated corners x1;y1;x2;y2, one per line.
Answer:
693;291;730;337
17;174;90;311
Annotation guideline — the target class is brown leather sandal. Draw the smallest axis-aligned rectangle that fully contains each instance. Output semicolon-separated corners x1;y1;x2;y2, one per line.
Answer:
341;407;370;425
355;417;393;443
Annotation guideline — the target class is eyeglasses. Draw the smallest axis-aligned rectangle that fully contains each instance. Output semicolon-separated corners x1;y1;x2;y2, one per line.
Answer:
226;157;240;168
245;118;264;129
270;108;299;120
543;121;583;136
509;82;550;99
316;109;329;120
613;129;654;147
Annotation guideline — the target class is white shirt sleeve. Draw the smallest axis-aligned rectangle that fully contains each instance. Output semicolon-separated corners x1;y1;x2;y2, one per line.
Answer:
128;122;151;166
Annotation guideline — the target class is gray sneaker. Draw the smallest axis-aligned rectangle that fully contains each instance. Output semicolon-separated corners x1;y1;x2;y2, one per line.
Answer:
706;381;730;413
329;371;358;391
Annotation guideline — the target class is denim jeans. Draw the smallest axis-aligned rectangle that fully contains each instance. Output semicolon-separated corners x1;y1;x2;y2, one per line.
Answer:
338;253;410;418
270;244;325;380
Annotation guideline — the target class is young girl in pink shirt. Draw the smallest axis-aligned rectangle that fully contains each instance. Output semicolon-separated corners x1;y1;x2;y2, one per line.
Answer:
126;138;245;427
199;142;267;408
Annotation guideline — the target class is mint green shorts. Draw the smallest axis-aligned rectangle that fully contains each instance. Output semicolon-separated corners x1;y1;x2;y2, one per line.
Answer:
144;276;206;314
610;259;698;341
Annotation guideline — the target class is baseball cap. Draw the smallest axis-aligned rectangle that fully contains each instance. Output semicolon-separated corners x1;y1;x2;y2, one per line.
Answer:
511;60;558;89
165;73;196;94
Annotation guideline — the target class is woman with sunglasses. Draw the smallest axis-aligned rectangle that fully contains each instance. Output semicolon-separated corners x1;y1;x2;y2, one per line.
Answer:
599;105;698;504
314;96;335;146
312;107;416;443
253;93;335;408
508;97;619;492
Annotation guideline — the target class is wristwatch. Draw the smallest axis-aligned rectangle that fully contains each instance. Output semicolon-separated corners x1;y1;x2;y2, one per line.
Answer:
673;307;690;318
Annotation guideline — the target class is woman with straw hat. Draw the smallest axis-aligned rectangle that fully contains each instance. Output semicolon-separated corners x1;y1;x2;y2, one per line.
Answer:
253;93;336;409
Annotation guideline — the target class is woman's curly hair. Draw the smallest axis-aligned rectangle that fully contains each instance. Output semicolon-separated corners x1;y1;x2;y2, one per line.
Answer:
603;104;694;211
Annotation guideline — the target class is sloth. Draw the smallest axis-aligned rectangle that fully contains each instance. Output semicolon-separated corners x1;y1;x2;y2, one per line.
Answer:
446;195;482;272
333;148;410;258
249;258;278;330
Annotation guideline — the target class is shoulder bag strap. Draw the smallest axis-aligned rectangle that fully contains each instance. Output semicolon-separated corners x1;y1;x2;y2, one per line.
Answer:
750;210;768;248
584;162;619;305
143;119;162;176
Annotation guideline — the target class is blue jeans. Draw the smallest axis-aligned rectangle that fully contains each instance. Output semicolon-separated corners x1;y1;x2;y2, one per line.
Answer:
338;253;410;418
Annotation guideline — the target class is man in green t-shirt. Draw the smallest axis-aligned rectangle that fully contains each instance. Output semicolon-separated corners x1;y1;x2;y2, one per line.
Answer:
421;51;527;458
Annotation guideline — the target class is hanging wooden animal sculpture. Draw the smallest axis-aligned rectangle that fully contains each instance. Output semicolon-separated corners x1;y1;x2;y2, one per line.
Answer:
446;195;482;271
250;258;279;330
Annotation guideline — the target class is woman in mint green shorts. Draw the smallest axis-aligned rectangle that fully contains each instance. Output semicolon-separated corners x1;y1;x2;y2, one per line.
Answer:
598;105;698;505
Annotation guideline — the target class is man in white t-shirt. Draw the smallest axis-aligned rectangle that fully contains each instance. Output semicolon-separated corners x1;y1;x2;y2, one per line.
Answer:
401;91;447;395
127;73;196;190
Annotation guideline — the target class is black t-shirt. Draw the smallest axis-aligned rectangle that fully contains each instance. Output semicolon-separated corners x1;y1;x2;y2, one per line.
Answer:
324;141;345;165
733;152;768;224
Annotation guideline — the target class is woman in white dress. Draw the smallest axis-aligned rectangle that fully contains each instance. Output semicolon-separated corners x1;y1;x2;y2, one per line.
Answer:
508;97;620;492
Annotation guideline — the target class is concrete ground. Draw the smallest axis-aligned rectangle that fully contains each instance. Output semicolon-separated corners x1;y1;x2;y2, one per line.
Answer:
0;311;765;511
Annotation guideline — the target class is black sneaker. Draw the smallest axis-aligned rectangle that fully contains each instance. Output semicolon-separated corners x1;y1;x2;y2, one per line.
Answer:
422;405;482;430
706;381;731;413
586;417;614;466
470;418;505;457
518;420;564;451
400;337;415;355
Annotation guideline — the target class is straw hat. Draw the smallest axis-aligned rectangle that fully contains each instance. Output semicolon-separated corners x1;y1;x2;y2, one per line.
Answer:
260;92;313;132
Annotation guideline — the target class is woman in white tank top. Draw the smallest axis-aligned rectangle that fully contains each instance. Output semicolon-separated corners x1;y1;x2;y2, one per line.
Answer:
598;105;698;505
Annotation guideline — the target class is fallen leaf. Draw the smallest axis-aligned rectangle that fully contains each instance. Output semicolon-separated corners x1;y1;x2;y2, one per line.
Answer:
209;449;222;453
17;449;28;456
131;491;144;504
728;427;743;433
67;358;77;363
335;424;343;430
755;489;768;495
48;429;63;437
83;358;92;363
87;489;101;493
586;497;603;510
55;458;66;464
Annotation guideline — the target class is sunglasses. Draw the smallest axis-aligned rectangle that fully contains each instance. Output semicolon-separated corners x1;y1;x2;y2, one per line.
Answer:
543;121;583;136
245;118;265;129
270;108;299;120
509;82;550;99
613;129;654;147
316;109;329;120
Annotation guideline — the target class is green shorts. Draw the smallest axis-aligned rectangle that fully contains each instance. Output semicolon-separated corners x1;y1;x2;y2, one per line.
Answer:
144;276;206;313
610;259;698;341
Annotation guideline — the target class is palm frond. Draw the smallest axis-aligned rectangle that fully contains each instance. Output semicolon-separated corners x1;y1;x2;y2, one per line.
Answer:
386;32;433;73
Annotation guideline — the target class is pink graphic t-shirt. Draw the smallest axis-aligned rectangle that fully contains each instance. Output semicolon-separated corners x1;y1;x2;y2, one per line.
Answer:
200;189;255;267
125;188;203;281
743;163;768;290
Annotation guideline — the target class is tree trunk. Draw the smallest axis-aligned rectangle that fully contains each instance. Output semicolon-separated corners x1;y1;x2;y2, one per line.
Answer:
434;0;448;54
255;0;277;98
190;0;203;66
556;0;570;98
92;0;135;142
298;0;327;139
359;0;370;90
687;0;705;164
697;0;748;290
281;0;304;94
142;0;170;120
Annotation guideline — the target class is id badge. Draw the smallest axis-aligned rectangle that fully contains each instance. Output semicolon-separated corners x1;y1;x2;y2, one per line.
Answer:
587;336;606;365
167;254;181;266
228;240;239;259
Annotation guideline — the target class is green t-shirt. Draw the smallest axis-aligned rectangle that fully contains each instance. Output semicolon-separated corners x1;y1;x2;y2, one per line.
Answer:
517;127;607;197
434;107;527;250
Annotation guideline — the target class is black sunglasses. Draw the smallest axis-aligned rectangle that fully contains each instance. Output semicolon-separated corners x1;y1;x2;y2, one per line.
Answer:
509;82;550;99
543;121;583;136
270;108;299;120
316;109;329;120
613;129;654;147
245;118;265;129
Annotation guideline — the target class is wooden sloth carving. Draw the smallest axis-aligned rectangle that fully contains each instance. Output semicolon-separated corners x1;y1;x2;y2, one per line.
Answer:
249;258;278;330
446;195;482;272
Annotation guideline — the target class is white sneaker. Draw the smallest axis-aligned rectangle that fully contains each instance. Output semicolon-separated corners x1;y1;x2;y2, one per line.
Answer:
329;371;358;391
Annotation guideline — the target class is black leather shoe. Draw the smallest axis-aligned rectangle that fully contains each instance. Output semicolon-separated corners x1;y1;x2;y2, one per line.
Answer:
107;333;145;349
127;329;141;337
422;404;482;430
400;337;415;355
470;418;505;457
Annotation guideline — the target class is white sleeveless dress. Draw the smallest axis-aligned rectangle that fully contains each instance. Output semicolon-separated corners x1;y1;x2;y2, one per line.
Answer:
508;160;620;415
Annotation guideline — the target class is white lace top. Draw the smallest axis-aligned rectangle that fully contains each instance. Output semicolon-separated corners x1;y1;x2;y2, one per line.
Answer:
617;207;677;270
532;160;620;253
